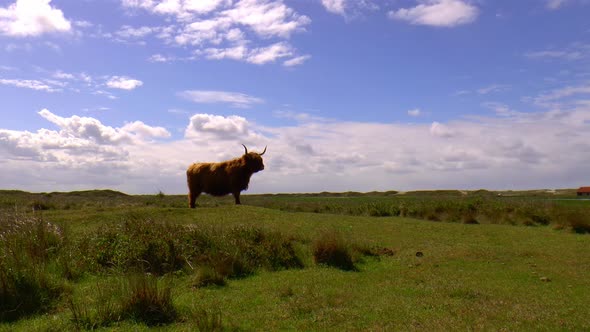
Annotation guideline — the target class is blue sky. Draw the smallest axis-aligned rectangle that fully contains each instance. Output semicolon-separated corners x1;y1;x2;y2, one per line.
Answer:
1;0;589;194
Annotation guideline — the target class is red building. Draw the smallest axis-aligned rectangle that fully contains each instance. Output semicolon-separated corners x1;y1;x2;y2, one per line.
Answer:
577;187;590;196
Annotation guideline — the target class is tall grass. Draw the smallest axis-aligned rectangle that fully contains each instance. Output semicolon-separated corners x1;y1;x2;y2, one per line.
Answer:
0;212;65;321
250;195;590;231
312;230;356;271
79;219;305;278
69;274;175;328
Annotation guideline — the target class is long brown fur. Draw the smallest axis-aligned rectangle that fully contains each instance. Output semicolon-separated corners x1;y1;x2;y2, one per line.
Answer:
186;146;266;208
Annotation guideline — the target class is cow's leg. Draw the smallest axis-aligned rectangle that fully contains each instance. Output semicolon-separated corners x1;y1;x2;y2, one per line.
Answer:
233;191;241;205
189;191;200;208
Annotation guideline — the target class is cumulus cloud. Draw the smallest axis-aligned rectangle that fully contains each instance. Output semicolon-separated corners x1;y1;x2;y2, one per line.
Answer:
119;0;310;66
179;90;264;108
38;109;169;145
185;113;253;140
0;108;180;193
322;0;346;15
105;76;144;90
429;121;455;138
0;0;72;37
246;42;293;64
199;42;296;64
2;105;590;194
388;0;479;27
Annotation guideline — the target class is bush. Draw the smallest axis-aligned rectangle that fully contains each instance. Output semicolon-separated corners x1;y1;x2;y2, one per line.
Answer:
83;219;185;274
0;215;65;321
193;265;226;288
121;274;177;326
69;274;177;328
312;230;355;271
557;210;590;234
81;220;305;280
193;309;224;332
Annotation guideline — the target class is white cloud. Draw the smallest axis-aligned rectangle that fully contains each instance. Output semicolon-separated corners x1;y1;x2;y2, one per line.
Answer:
179;90;264;108
322;0;346;15
216;0;310;38
246;42;293;64
0;78;59;92
119;0;310;66
38;109;170;145
0;109;177;193
0;70;147;97
93;90;118;100
148;54;176;62
525;43;590;62
185;113;253;140
283;55;311;67
482;102;520;117
388;0;479;27
116;25;154;38
52;70;75;80
200;43;303;65
202;45;248;61
0;0;72;37
106;76;144;90
320;0;378;18
2;105;590;194
429;121;455;138
407;108;421;117
533;84;590;108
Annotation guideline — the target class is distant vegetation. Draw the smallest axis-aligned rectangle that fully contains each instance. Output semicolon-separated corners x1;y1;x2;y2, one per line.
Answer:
1;188;589;330
0;188;588;233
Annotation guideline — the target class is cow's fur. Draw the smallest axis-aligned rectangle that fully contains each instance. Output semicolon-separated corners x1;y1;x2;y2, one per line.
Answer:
186;145;266;208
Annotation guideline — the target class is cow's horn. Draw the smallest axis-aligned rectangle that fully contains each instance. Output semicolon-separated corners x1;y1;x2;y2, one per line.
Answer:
242;144;248;154
260;146;267;156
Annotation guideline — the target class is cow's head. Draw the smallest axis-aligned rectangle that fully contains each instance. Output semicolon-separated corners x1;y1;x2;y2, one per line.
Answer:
242;144;266;173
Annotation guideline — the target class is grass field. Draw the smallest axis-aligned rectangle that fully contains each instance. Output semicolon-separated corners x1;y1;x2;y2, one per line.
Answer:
1;190;589;331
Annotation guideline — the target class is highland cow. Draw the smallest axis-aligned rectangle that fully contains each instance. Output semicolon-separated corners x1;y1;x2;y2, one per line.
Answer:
186;144;266;208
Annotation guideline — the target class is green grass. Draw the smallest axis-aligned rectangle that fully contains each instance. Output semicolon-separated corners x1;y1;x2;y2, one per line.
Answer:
1;190;589;330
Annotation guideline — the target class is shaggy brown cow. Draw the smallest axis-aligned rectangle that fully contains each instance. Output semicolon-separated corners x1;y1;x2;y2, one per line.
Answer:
186;144;266;208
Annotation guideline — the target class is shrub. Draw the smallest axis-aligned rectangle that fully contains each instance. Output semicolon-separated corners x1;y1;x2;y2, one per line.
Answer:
84;219;185;274
193;309;224;332
0;261;64;322
228;226;304;273
82;220;305;281
0;215;65;321
367;203;392;217
312;230;355;271
121;274;176;326
193;265;226;288
68;282;121;329
557;210;590;234
530;214;551;226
